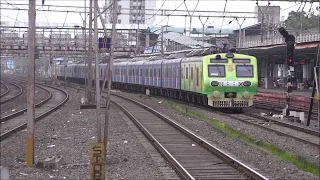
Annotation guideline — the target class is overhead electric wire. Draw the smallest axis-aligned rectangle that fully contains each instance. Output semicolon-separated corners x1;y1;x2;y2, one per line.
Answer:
149;1;184;31
146;0;166;21
219;0;228;34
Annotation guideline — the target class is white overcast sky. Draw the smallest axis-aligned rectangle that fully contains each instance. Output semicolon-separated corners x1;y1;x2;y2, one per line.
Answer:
0;0;318;30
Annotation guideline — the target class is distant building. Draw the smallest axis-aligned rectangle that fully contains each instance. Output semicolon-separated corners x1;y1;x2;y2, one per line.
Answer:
104;0;156;25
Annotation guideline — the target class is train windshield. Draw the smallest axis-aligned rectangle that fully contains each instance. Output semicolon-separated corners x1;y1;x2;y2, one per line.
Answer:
236;65;253;77
208;65;225;77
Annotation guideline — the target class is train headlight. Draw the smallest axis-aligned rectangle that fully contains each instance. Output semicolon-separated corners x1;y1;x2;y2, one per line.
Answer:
213;91;220;98
210;81;219;86
243;81;251;86
243;91;250;99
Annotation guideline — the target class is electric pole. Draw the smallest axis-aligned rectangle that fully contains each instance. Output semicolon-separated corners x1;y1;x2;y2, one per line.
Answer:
26;0;36;167
161;26;164;57
94;0;102;143
199;16;209;48
84;0;87;91
136;5;141;57
104;0;118;155
88;0;93;103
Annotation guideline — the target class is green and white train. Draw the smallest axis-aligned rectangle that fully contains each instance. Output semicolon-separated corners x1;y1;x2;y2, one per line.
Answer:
57;51;258;111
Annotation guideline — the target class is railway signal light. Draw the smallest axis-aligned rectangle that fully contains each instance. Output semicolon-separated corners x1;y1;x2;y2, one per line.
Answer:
278;27;296;67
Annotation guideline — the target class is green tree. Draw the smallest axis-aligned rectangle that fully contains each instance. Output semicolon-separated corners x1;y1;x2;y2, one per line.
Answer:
284;10;319;30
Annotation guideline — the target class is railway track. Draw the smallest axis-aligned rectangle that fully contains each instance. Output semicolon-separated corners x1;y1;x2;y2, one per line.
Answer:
110;93;267;180
0;80;69;142
112;91;320;148
0;80;23;104
223;112;320;147
0;82;9;97
252;101;318;121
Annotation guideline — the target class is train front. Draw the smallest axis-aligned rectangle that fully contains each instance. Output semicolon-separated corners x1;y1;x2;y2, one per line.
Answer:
202;53;258;110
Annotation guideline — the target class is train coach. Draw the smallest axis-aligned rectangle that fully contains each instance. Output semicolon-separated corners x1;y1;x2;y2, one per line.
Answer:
56;51;258;111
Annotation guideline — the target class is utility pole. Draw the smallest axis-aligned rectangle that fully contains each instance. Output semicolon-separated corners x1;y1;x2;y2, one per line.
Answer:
161;26;164;57
84;0;87;90
104;0;117;155
136;5;142;57
88;0;93;103
64;43;67;89
236;17;246;48
94;0;102;143
26;0;36;167
199;16;209;48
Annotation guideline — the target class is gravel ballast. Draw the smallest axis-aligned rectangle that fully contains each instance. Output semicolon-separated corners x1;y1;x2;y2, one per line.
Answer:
1;87;167;179
117;91;319;180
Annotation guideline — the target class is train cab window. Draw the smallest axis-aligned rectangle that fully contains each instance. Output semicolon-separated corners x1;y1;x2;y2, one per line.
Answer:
208;65;225;77
236;65;253;77
190;67;193;80
186;67;188;79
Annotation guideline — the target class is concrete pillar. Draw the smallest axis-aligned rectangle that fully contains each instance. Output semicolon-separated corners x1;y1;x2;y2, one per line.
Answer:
145;33;150;49
302;64;308;84
265;60;273;89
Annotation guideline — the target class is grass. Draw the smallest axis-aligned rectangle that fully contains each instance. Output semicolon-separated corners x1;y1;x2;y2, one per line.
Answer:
162;99;320;177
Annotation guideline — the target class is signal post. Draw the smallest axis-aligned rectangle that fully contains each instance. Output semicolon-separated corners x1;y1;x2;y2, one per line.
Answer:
278;27;296;117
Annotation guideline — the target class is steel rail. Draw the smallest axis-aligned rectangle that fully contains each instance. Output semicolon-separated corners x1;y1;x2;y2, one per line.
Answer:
111;90;320;147
0;84;52;123
0;80;23;104
0;82;9;97
110;93;268;180
223;112;320;147
0;83;69;142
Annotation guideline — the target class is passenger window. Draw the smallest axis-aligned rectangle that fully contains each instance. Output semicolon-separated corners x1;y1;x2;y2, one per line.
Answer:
182;68;184;79
191;67;193;80
196;67;199;86
186;67;188;79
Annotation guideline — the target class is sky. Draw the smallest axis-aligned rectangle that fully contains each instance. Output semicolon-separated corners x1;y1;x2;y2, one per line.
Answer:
0;0;318;30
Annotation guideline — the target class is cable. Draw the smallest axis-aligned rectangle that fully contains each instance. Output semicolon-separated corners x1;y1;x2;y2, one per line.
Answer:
13;10;20;27
149;1;184;31
307;2;313;17
219;0;228;34
297;1;304;11
62;11;69;28
146;0;166;21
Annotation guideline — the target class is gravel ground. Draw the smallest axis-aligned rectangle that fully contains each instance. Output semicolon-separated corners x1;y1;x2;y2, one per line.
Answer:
0;83;48;118
246;107;320;131
1;87;167;179
117;91;319;180
250;104;320;131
